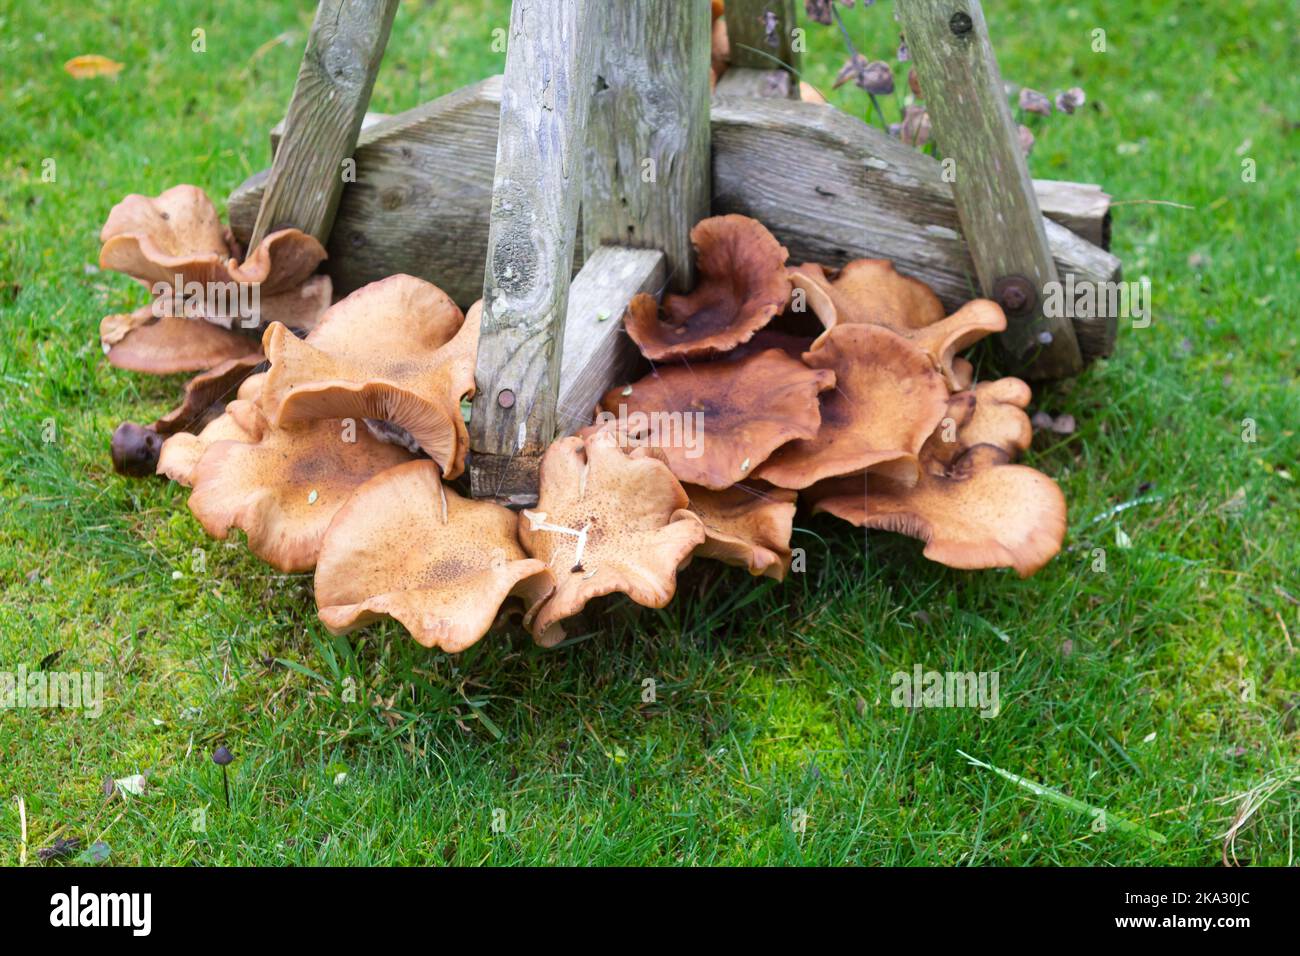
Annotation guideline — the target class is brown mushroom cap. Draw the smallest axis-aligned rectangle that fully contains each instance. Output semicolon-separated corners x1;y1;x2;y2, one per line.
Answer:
185;414;412;572
676;483;797;580
156;399;266;487
99;185;231;287
100;309;263;375
791;259;946;332
519;428;706;647
623;215;791;360
260;276;477;478
100;185;325;299
110;422;165;477
924;377;1033;468
152;353;266;436
809;444;1066;577
754;324;949;490
313;460;555;652
598;348;834;490
793;260;1007;389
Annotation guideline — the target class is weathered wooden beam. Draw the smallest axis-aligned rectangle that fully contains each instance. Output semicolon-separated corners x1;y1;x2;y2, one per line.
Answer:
723;0;801;98
896;0;1083;378
230;78;503;308
468;0;595;504
556;246;667;437
582;0;710;291
226;89;1120;359
1033;179;1111;251
248;0;399;250
713;65;793;99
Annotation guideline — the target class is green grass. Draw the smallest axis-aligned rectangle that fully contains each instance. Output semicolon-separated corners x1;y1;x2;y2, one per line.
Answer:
1;0;1296;866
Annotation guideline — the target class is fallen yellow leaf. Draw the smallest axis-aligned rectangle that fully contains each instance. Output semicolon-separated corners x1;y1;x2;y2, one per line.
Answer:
64;55;124;79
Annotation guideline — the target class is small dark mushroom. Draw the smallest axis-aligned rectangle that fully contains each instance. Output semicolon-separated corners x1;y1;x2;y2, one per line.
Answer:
111;422;163;477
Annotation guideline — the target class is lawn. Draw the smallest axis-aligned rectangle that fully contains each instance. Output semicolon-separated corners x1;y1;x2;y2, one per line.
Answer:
0;0;1296;866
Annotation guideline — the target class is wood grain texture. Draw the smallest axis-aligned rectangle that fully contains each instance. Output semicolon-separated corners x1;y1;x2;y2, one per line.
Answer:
1032;179;1112;250
896;0;1082;378
229;78;504;308
248;0;399;250
556;246;666;437
226;88;1120;359
710;95;1119;360
468;0;595;502
723;0;801;97
582;0;710;291
713;65;793;99
270;111;390;156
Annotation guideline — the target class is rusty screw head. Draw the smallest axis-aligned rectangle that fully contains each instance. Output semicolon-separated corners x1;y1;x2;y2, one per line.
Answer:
994;275;1037;315
497;388;516;409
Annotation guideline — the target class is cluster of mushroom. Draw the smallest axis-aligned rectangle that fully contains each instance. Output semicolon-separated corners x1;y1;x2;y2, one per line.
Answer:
98;186;1065;653
98;185;333;475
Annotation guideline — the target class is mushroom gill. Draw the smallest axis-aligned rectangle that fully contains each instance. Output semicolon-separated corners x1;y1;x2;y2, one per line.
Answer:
519;428;706;647
314;460;555;652
623;215;791;360
259;275;478;478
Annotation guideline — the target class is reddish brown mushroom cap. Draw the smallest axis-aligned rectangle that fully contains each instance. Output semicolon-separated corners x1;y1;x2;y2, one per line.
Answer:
598;348;835;490
100;309;263;375
677;483;798;580
791;259;946;333
754;324;949;490
809;444;1066;577
793;259;1007;389
623;215;791;360
924;377;1034;468
260;275;477;478
519;429;706;647
313;460;555;652
185;415;412;572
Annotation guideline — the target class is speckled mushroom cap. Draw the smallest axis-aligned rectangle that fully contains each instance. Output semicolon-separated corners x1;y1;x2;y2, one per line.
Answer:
598;348;835;490
184;415;413;572
754;324;949;490
623;215;791;360
676;483;798;580
313;460;555;652
260;276;478;478
808;444;1067;578
518;427;706;647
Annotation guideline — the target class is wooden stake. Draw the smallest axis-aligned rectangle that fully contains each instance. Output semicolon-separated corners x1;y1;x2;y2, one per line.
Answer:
249;0;399;251
896;0;1085;378
582;0;711;291
724;0;802;98
468;0;596;503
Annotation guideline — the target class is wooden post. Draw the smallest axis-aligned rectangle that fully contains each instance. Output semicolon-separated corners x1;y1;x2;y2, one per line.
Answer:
582;0;711;291
724;0;802;98
896;0;1084;379
249;0;399;250
468;0;595;504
